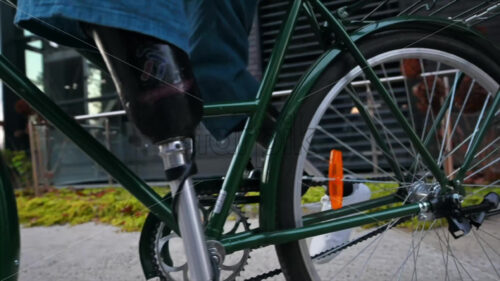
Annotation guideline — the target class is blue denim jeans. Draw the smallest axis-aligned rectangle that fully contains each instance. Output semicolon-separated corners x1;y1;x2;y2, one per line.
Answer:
15;0;259;140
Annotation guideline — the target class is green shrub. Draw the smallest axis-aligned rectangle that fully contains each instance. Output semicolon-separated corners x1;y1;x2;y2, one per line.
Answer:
17;184;499;232
301;186;325;204
300;183;500;230
16;187;169;231
4;149;32;188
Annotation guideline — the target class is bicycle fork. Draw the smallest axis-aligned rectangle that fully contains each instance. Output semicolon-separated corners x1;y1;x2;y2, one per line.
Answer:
159;138;216;281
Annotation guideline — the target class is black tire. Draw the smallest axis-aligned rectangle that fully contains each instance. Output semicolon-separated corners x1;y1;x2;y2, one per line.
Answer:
275;30;500;281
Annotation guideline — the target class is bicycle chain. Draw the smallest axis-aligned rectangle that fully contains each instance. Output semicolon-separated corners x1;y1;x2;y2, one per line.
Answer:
194;175;405;280
242;217;409;281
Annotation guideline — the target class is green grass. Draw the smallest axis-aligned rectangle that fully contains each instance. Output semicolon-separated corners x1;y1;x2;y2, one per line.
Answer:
15;184;499;232
301;186;326;204
300;183;500;230
363;183;443;230
16;187;169;232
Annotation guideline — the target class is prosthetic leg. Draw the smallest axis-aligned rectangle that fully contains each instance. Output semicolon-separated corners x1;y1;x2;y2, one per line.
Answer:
86;25;215;281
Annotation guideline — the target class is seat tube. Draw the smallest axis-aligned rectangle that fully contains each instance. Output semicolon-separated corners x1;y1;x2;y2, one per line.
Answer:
159;139;215;281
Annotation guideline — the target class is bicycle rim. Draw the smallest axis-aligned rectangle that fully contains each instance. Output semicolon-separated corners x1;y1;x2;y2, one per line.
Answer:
292;48;500;281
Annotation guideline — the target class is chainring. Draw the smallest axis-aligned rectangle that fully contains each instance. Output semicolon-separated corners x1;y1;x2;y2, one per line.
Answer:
148;205;251;281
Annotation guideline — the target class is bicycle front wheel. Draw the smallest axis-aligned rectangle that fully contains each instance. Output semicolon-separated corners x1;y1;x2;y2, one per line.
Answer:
275;30;500;281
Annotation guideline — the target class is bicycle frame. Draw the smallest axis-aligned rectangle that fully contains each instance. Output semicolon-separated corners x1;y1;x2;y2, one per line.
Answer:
1;0;499;275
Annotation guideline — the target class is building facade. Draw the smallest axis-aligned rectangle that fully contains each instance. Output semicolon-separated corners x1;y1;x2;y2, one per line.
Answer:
1;1;498;186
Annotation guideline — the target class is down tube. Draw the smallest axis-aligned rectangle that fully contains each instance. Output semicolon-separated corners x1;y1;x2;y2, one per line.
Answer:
0;55;177;232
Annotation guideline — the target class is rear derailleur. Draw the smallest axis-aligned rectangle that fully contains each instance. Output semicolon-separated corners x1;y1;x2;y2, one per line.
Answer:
427;192;500;239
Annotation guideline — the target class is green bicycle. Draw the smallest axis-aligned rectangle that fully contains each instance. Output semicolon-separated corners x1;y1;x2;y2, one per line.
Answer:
1;0;500;280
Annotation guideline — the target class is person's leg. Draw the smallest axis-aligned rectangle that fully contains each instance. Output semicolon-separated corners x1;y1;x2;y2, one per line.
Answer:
83;24;202;143
184;0;260;141
84;24;215;280
15;0;189;51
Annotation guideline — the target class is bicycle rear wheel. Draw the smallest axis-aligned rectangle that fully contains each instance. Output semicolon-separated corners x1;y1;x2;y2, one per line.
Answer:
275;30;500;281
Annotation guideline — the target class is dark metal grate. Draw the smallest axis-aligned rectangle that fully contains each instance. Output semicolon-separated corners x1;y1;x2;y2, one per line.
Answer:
258;0;401;91
259;1;403;173
258;1;499;174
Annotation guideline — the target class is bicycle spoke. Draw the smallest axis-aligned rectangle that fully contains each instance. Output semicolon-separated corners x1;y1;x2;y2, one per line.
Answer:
357;219;390;280
472;231;500;279
302;175;403;185
305;150;375;182
435;229;459;281
380;63;398;100
456;91;500;183
307;149;327;162
476;232;500;258
397;223;427;281
464;180;500;199
479;229;500;242
463;183;500;188
440;134;474;170
474;136;500;159
465;94;492;156
444;229;453;281
448;79;476;145
447;147;499;180
342;85;406;180
342;167;376;183
361;79;408;177
327;103;416;162
332;218;404;281
306;125;399;181
467;147;500;175
437;72;460;166
391;220;436;281
381;62;419;158
419;60;441;143
434;228;475;281
463;157;500;181
331;231;386;281
410;222;423;281
370;105;417;159
293;47;499;281
316;125;399;182
399;59;419;161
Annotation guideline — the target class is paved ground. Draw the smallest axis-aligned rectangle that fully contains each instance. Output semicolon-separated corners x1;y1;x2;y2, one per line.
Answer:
18;222;285;281
17;216;500;281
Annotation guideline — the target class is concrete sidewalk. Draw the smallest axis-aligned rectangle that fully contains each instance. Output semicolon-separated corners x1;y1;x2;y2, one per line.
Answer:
18;217;500;281
18;223;284;281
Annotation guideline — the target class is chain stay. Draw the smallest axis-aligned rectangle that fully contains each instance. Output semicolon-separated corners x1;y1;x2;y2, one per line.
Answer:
242;217;409;281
